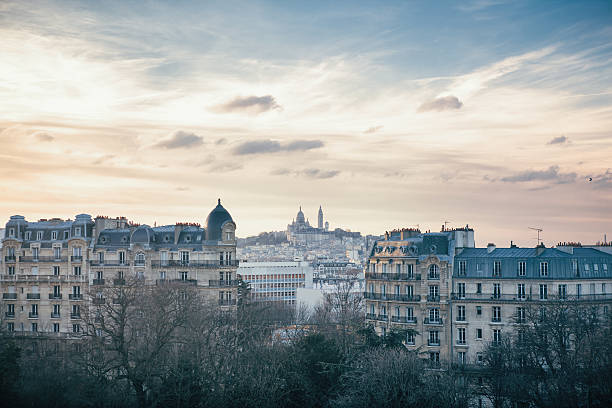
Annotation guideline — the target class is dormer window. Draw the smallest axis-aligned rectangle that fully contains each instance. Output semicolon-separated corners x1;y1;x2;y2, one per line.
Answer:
163;235;170;242
64;230;69;240
51;231;57;240
135;253;145;266
226;232;233;241
36;231;43;241
25;231;31;240
74;227;81;237
8;228;15;238
185;235;191;243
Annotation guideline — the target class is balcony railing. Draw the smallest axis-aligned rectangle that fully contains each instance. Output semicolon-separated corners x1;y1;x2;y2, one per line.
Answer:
70;313;81;319
2;293;17;299
19;256;67;262
151;260;240;268
172;279;198;285
363;292;421;302
134;261;146;267
424;317;443;325
5;312;15;318
428;339;440;346
26;293;41;300
28;312;38;318
208;280;239;287
456;340;467;346
51;313;61;318
0;275;87;283
69;294;82;300
426;295;440;302
113;278;125;286
49;293;62;299
218;299;237;306
89;260;129;266
71;256;83;262
4;256;16;262
451;293;534;301
391;316;417;324
92;279;105;285
427;274;440;280
366;313;377;320
491;318;502;323
376;314;388;321
365;272;421;281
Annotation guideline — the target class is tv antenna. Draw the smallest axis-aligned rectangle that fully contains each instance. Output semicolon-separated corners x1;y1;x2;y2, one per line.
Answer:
444;220;451;229
529;227;543;245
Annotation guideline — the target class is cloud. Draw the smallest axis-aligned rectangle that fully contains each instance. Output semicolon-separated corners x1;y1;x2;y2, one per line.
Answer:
270;168;291;175
363;125;383;134
155;130;203;149
176;186;190;191
208;162;243;173
34;132;54;142
590;169;612;189
93;154;115;165
232;139;324;155
215;137;227;145
215;95;281;114
417;96;463;113
547;135;568;145
500;165;577;184
301;168;340;179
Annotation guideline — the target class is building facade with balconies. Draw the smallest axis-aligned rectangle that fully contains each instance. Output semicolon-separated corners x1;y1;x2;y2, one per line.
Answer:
451;243;612;366
364;227;474;364
1;199;238;338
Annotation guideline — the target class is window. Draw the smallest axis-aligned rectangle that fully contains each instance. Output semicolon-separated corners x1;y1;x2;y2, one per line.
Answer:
382;263;387;273
429;352;440;364
25;231;31;240
406;332;415;345
135;253;145;266
457;283;466;299
380;305;387;317
540;262;548;277
53;304;60;317
160;271;166;280
492;306;501;322
572;260;578;276
584;264;590;272
476;306;482;315
8;228;15;238
517;283;526;300
53;285;61;297
539;284;548;300
406;307;414;320
119;252;126;265
458;351;466;364
180;271;188;281
63;230;69;240
457;328;466;344
53;323;60;333
493;283;501;299
493;261;501;276
518;261;526;276
394;285;400;296
7;322;14;332
74;227;81;237
396;264;401;274
428;264;439;279
458;260;466;276
517;307;526;323
603;283;607;293
594;264;599;272
457;305;466;321
72;304;80;317
53;247;61;259
6;304;14;316
406;264;414;278
381;284;386;296
476;283;482;294
31;303;38;317
51;231;57;240
428;285;439;300
226;232;232;241
429;308;440;323
53;266;60;276
477;353;483;364
180;251;189;265
493;329;501;344
429;331;440;345
406;285;414;297
31;323;38;332
32;247;39;260
369;283;374;294
558;284;567;299
73;324;81;333
576;283;582;298
604;264;608;272
7;266;15;275
73;266;81;276
72;246;82;257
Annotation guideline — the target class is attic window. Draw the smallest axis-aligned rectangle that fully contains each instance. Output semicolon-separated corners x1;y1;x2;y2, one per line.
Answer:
100;236;107;244
164;235;170;242
185;235;191;242
197;235;201;241
121;236;127;243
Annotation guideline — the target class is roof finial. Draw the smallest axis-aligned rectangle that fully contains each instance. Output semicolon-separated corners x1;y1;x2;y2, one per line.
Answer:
218;198;221;205
299;205;302;211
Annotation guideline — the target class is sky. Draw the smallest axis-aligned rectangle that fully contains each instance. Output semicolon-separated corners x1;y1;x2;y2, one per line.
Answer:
1;0;611;247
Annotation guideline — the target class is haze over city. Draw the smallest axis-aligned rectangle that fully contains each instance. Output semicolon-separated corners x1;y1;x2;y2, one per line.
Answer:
1;0;611;246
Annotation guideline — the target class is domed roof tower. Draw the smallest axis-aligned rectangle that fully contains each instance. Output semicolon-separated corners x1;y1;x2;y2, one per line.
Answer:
206;199;234;241
296;206;305;224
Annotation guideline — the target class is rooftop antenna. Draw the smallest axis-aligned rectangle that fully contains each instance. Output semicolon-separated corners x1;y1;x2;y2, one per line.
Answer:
529;227;543;245
444;220;451;230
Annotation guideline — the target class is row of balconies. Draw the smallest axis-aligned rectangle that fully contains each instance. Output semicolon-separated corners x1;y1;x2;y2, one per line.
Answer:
365;272;421;281
364;292;421;302
2;293;82;300
0;274;87;283
12;256;82;262
6;312;82;319
451;292;612;302
88;260;240;268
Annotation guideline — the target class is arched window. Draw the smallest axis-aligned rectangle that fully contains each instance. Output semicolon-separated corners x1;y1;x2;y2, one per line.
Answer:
428;264;439;279
135;253;145;266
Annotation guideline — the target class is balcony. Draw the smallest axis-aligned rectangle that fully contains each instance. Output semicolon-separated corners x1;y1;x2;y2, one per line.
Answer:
4;256;16;262
2;293;17;300
71;256;83;262
92;279;105;286
134;260;146;267
456;340;467;346
208;280;238;287
427;274;440;280
391;316;417;324
365;272;420;281
26;293;41;300
424;317;443;325
218;299;237;306
28;312;39;318
151;260;239;268
5;312;15;318
19;256;67;262
428;339;440;346
426;295;440;302
363;292;421;302
70;313;81;319
113;278;125;286
450;293;534;302
69;294;82;300
171;279;198;286
89;260;129;266
48;293;62;299
377;314;388;321
491;318;502;323
51;313;61;319
92;298;106;305
366;313;377;320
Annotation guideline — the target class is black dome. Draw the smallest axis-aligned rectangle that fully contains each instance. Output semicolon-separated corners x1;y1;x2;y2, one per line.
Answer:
206;199;233;241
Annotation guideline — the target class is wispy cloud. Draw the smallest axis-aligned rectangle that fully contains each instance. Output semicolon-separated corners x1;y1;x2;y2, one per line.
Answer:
214;95;281;114
270;167;340;179
34;132;54;142
547;135;569;145
417;96;463;112
232;139;324;155
590;169;612;189
500;165;577;184
363;125;383;134
155;131;203;149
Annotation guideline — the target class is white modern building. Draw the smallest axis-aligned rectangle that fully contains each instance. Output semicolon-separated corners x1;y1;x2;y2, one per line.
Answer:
237;261;313;305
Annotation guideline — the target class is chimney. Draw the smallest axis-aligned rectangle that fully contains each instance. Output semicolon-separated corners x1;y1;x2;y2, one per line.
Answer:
536;242;546;256
174;224;184;244
487;243;496;253
510;240;517;248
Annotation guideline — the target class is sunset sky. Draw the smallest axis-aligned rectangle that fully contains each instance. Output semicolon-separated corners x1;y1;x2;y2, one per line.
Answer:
1;0;611;246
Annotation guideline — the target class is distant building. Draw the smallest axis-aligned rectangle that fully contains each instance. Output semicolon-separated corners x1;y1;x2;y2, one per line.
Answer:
286;206;361;245
237;261;313;305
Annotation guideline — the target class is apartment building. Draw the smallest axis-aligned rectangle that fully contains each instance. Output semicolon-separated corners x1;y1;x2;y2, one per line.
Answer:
364;227;474;364
1;199;238;338
451;242;612;365
237;261;313;305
